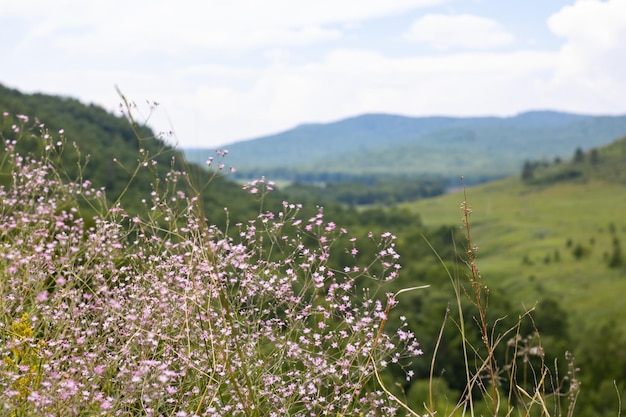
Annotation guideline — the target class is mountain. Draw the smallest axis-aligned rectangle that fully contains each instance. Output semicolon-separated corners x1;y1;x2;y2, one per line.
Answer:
183;111;626;184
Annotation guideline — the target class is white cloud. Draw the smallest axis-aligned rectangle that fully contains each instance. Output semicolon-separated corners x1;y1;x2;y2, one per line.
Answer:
405;13;515;50
548;0;626;107
152;48;559;146
548;0;626;48
31;44;604;148
5;0;447;56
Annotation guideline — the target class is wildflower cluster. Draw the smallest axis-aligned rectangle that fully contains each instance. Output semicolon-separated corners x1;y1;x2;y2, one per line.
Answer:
242;176;275;195
0;115;422;416
205;149;235;173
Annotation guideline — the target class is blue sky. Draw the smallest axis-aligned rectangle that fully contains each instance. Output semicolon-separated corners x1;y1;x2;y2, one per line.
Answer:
2;0;626;148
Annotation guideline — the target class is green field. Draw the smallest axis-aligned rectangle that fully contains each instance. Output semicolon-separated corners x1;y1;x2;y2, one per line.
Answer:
408;177;626;329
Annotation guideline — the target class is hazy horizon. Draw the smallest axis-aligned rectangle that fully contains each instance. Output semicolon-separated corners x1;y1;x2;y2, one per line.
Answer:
3;0;626;148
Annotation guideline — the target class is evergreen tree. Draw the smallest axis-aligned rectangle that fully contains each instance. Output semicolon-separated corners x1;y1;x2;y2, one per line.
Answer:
573;147;585;163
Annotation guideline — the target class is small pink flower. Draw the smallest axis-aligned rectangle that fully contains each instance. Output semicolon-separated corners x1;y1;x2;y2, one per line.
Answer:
100;398;113;410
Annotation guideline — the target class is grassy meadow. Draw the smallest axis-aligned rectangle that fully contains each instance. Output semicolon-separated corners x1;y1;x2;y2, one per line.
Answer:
408;176;626;329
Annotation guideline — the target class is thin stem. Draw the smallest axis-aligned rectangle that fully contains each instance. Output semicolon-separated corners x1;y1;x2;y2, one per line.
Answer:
461;183;499;413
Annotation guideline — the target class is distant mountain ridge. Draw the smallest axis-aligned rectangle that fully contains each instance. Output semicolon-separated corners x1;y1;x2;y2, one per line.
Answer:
183;111;626;183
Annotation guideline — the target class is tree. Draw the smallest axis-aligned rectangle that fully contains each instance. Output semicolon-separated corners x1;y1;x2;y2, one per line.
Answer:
608;237;623;268
573;147;585;163
521;160;534;181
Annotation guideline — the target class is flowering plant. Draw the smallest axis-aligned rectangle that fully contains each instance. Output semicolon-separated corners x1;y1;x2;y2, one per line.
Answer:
0;113;423;416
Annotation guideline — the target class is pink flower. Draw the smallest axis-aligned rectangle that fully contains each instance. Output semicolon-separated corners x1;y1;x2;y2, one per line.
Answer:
100;398;113;410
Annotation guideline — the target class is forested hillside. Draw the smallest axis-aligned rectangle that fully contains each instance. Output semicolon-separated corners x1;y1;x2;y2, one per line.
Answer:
521;135;626;185
0;83;262;225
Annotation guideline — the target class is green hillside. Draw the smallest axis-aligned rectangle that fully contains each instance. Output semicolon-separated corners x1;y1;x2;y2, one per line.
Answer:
402;146;626;414
407;140;626;328
523;135;626;185
0;83;262;225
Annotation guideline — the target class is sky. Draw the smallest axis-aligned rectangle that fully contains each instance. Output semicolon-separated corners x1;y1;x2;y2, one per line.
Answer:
2;0;626;149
